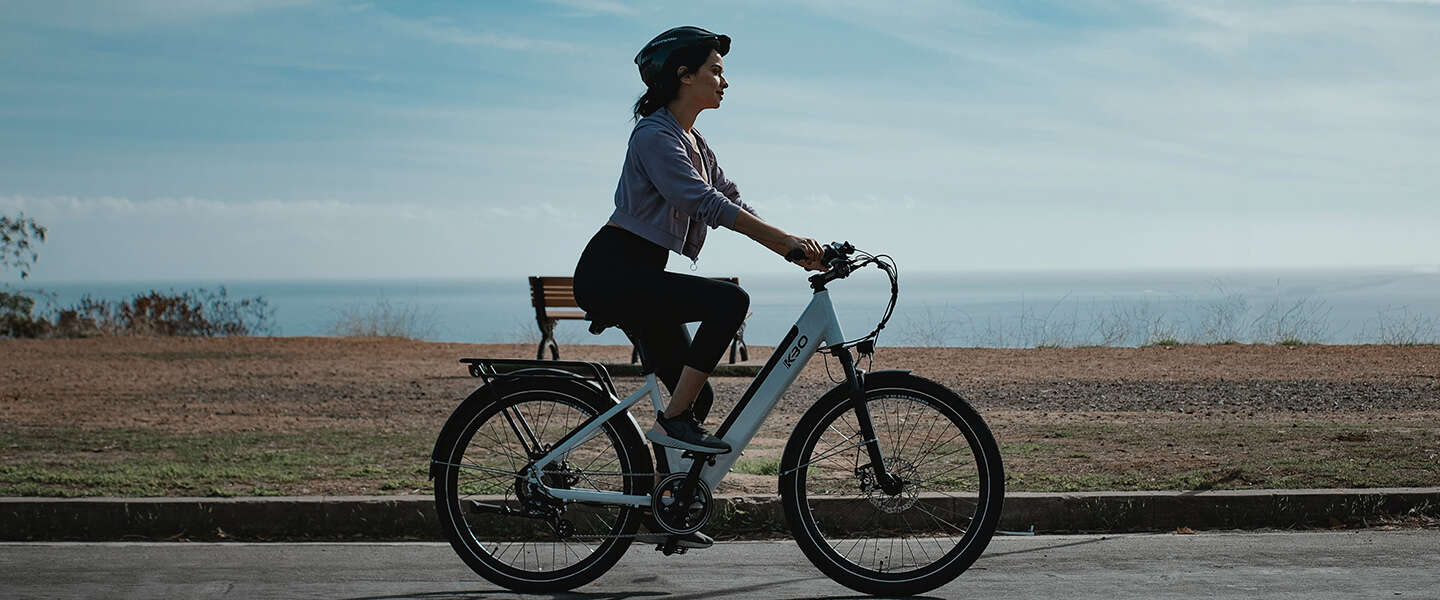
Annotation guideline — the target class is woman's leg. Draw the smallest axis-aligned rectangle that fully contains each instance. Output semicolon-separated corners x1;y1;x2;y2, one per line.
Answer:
635;272;748;421
666;367;710;419
573;227;746;423
634;321;716;423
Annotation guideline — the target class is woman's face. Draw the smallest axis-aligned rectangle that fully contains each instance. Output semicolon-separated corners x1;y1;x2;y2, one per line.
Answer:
679;50;728;110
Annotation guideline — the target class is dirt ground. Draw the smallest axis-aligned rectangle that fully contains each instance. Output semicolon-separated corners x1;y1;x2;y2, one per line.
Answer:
2;337;1438;496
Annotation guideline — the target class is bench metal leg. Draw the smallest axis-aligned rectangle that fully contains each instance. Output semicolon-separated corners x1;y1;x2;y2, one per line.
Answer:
730;321;749;363
536;318;559;360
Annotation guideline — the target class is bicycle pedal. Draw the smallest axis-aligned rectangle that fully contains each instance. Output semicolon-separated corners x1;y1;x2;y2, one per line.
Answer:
680;450;718;466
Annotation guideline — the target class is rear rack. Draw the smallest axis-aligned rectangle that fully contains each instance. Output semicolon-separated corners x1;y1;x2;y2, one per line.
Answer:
459;358;619;398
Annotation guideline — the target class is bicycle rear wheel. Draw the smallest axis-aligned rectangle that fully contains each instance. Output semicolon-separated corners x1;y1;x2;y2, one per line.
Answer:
432;378;649;592
780;371;1004;596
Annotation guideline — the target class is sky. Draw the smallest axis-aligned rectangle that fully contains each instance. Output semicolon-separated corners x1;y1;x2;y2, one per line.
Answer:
1;0;1437;283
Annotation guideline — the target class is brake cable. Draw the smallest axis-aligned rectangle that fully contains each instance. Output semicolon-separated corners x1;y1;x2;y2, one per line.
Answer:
819;249;899;357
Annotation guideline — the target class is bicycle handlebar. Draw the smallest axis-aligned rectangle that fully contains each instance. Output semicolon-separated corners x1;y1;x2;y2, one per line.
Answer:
785;241;855;270
787;241;897;354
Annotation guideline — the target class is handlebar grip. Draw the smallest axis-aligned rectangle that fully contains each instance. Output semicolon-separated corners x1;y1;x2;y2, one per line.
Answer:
785;248;807;262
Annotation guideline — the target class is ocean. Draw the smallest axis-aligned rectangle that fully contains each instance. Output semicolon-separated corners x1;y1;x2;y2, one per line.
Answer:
15;267;1440;348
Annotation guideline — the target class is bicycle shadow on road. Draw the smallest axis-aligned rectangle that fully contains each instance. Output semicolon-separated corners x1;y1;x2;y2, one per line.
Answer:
334;576;905;600
338;591;666;600
979;535;1114;559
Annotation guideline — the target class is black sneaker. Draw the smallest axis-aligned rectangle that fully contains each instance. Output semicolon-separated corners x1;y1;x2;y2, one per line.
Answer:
646;410;731;453
636;529;714;549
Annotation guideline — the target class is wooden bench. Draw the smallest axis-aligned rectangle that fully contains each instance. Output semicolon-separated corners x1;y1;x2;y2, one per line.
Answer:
528;275;750;364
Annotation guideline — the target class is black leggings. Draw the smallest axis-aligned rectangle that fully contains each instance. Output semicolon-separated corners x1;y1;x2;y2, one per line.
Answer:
573;226;749;422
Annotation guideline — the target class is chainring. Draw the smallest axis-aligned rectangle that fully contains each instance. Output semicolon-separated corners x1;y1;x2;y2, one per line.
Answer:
650;473;712;535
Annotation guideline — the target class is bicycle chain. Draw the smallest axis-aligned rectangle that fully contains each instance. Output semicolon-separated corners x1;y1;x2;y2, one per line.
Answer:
434;459;674;480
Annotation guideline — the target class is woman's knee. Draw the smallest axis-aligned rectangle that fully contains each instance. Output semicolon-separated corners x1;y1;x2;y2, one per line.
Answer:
723;284;750;320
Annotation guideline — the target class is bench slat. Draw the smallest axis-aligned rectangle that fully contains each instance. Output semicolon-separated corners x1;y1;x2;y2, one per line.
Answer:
545;310;586;320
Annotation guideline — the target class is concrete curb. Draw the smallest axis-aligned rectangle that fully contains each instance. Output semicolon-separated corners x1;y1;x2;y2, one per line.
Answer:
3;488;1437;541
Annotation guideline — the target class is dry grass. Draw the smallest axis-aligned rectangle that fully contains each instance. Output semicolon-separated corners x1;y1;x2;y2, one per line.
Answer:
1;338;1437;496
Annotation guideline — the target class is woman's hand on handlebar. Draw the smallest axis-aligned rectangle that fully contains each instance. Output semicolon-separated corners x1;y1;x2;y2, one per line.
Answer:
783;236;827;271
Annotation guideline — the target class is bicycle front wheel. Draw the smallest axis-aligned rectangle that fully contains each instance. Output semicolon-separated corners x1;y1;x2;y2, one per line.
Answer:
780;371;1004;596
432;378;649;593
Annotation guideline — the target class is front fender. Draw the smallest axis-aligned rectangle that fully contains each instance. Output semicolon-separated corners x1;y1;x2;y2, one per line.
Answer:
814;368;913;404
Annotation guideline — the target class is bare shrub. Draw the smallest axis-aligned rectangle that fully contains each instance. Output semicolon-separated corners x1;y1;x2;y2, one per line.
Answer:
200;288;275;336
900;303;955;347
1197;288;1249;344
1089;300;1133;347
1250;297;1330;345
6;287;273;338
1023;295;1080;348
963;315;1010;348
1362;306;1440;345
507;315;543;346
331;297;437;340
0;290;47;337
1146;311;1185;345
49;295;117;337
1099;300;1183;346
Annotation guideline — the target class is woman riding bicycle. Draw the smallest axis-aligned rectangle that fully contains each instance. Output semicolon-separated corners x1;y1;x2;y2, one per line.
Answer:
572;26;826;548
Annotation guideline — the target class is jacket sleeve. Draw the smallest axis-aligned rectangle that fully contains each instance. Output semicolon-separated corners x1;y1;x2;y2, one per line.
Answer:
710;149;759;218
631;126;744;229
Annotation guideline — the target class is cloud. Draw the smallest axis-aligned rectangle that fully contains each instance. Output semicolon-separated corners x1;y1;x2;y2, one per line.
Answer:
0;0;320;32
542;0;639;17
1350;0;1440;5
372;12;585;52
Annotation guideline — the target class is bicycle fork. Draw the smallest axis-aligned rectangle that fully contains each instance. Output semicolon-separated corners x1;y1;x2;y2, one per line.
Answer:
834;348;905;495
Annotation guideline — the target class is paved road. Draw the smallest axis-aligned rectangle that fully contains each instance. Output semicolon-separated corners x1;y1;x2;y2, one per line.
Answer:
2;531;1437;599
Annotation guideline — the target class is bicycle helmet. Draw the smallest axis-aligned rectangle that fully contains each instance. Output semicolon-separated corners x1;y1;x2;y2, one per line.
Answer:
634;26;731;86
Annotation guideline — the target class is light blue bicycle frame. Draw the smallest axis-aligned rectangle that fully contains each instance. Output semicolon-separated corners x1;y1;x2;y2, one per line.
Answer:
525;289;846;507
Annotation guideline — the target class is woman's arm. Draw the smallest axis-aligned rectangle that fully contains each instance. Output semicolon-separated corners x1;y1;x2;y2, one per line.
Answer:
732;210;825;271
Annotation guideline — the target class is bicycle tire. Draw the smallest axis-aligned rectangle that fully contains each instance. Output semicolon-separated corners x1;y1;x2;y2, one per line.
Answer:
779;371;1004;596
433;377;650;592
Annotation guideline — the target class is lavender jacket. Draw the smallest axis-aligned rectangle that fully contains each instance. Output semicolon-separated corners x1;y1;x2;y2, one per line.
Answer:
609;107;759;261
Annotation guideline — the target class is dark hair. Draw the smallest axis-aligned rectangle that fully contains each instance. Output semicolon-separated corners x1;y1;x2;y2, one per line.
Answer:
632;41;722;120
